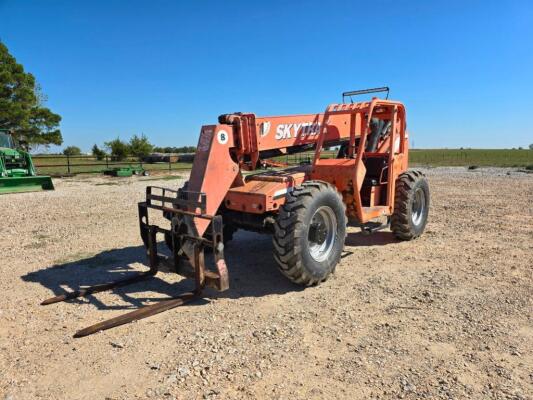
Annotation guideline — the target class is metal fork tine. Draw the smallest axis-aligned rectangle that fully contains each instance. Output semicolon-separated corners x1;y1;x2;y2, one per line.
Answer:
40;271;156;305
73;292;199;338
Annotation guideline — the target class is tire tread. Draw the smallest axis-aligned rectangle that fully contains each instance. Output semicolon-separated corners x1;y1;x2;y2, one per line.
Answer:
272;181;346;286
391;170;429;241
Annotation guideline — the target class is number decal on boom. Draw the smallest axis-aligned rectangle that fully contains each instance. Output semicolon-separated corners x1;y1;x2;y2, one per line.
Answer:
217;130;228;145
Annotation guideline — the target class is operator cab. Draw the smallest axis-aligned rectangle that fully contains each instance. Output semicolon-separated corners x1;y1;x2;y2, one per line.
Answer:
0;132;16;149
334;116;393;207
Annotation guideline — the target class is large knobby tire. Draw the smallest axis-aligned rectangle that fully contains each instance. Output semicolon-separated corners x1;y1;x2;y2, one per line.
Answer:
391;170;430;240
273;181;347;286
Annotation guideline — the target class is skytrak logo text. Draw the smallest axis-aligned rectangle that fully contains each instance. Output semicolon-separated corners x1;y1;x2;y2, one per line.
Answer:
275;122;321;140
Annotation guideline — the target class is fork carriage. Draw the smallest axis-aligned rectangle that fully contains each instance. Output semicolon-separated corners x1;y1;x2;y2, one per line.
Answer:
42;186;229;337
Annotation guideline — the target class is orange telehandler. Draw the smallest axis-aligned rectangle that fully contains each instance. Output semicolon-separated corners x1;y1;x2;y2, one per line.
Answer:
43;88;430;337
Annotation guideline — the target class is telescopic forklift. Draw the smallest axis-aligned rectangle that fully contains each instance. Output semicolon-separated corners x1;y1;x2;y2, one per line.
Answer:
42;88;430;337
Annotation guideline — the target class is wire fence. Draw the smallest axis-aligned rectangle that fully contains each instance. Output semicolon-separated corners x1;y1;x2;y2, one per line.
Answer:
33;154;193;176
33;152;339;176
33;149;532;176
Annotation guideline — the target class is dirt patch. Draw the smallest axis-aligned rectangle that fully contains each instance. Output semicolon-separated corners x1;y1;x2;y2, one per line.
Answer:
0;168;531;399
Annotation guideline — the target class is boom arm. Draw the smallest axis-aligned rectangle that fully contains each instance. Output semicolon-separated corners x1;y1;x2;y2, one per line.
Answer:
219;99;404;161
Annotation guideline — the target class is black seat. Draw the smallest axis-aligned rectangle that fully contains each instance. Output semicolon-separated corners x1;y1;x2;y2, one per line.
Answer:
366;118;392;152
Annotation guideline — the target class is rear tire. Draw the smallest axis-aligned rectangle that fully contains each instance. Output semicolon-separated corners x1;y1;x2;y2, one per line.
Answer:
391;170;430;240
273;181;347;286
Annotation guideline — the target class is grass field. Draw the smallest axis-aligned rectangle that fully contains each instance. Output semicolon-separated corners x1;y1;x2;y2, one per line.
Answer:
409;149;532;167
33;149;532;176
278;149;532;168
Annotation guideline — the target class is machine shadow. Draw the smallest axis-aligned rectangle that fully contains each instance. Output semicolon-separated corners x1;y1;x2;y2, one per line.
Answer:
344;230;398;247
22;246;178;311
21;230;301;311
219;231;304;300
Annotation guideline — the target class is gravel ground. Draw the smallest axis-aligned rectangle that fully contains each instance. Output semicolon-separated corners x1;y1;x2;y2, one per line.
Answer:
0;167;532;400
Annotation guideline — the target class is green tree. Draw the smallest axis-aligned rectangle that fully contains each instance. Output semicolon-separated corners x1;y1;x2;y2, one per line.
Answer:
105;137;129;161
129;133;153;157
153;145;196;153
92;144;106;160
0;41;62;148
529;143;533;150
63;146;81;156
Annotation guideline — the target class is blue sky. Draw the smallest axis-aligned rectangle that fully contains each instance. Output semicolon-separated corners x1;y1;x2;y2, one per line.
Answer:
1;0;532;151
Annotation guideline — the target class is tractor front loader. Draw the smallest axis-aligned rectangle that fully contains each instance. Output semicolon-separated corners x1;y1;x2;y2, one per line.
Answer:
42;88;430;337
0;131;54;194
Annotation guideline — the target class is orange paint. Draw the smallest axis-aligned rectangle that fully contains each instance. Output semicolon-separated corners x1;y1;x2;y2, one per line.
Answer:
186;98;409;234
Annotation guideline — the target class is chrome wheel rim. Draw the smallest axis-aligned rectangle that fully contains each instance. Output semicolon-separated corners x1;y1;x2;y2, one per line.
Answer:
411;188;426;226
308;206;337;262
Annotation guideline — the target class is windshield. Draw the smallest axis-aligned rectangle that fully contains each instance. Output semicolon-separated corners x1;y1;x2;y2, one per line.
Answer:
0;133;15;149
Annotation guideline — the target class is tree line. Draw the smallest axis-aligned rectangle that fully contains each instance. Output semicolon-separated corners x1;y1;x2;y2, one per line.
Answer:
62;135;196;160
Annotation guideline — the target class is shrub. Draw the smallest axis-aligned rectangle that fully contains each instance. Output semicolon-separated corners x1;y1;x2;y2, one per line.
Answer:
63;146;82;156
105;138;129;161
129;134;153;157
92;144;106;160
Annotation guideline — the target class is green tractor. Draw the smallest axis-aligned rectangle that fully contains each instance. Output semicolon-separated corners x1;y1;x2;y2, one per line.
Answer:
0;131;54;194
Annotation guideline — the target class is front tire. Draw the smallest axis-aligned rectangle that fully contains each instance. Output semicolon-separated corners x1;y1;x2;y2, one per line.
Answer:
273;181;347;286
391;170;430;240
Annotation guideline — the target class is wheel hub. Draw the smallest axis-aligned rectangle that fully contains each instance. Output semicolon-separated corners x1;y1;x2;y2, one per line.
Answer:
309;222;327;244
308;206;337;262
411;187;426;226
